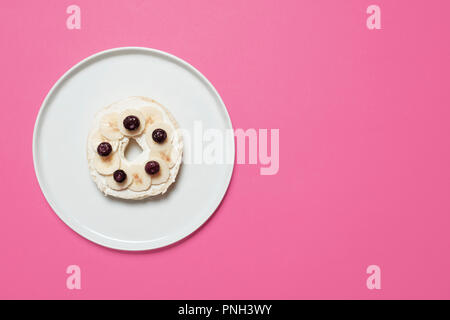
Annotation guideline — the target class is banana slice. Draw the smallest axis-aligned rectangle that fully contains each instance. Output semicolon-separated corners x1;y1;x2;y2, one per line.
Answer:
141;106;163;130
150;149;178;168
148;156;170;185
105;169;133;191
118;109;146;137
145;122;174;152
90;130;118;153
93;152;120;175
100;112;123;140
128;164;152;191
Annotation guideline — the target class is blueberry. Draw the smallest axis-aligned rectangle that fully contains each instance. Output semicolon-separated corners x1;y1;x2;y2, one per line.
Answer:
145;161;160;175
123;115;140;131
97;142;112;157
152;129;167;143
113;170;127;183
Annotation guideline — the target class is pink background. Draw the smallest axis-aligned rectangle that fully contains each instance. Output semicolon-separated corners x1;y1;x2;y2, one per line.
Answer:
1;0;450;299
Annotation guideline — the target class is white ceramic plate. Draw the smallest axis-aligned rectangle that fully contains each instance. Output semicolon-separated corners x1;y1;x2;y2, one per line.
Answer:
33;47;234;251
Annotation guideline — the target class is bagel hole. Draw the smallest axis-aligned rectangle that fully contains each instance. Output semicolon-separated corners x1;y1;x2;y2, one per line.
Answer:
124;138;144;162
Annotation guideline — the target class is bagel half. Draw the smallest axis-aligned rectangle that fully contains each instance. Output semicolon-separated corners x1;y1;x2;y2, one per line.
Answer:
86;96;183;200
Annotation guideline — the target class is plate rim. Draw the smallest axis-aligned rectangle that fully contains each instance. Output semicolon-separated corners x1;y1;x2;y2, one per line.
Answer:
32;46;235;251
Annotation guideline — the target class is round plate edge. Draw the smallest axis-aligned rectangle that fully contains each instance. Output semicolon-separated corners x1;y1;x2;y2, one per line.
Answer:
32;47;235;251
